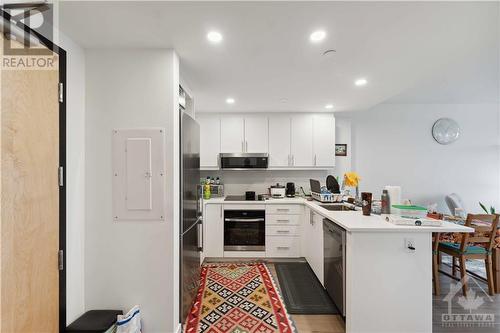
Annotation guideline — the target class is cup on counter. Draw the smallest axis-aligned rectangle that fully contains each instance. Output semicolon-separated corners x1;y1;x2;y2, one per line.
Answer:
361;192;373;216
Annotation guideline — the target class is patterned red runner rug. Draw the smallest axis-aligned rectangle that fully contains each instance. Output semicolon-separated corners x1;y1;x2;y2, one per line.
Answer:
184;262;296;333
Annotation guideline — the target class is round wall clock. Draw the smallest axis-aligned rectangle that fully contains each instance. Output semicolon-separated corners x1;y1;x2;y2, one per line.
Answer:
432;118;460;145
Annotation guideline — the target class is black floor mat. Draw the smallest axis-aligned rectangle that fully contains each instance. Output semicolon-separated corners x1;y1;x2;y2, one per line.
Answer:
274;262;339;315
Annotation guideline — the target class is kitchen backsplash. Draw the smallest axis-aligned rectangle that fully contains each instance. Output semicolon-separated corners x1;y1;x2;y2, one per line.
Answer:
200;170;335;196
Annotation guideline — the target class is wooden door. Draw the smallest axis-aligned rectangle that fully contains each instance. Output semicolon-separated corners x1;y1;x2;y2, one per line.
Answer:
1;33;61;332
244;115;268;153
268;115;291;167
198;114;221;168
313;114;335;167
220;115;244;153
290;114;313;167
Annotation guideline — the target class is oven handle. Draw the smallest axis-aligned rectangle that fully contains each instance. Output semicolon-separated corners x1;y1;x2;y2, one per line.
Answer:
224;218;265;222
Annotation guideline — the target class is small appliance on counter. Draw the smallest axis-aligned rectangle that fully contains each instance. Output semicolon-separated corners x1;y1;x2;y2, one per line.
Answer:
245;191;256;201
286;182;295;197
270;183;286;198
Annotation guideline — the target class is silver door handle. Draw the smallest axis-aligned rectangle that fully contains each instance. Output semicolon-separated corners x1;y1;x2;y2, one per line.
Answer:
276;219;290;222
314;154;317;166
277;246;290;250
276;230;290;233
246;141;248;152
197;221;203;251
241;141;244;152
225;218;265;222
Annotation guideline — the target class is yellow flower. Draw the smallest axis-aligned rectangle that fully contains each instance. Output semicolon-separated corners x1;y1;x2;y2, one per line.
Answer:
344;172;361;187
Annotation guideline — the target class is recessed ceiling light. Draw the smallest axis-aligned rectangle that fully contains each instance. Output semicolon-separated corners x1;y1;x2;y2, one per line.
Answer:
355;78;368;86
325;104;334;109
310;30;326;43
207;31;223;43
226;97;235;104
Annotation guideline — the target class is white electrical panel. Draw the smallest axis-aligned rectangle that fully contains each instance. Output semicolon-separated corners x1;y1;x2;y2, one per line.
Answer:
112;128;165;221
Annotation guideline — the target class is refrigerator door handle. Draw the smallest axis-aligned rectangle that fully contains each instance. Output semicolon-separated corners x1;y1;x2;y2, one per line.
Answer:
197;218;203;251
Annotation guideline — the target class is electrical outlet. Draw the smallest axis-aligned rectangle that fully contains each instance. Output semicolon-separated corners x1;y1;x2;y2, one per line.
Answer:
405;238;416;253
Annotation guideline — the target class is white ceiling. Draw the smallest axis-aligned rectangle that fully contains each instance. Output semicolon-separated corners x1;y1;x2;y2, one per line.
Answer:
59;1;499;112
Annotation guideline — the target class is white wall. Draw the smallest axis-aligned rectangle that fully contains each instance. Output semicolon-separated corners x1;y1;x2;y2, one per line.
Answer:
349;103;500;213
58;32;86;325
85;49;179;333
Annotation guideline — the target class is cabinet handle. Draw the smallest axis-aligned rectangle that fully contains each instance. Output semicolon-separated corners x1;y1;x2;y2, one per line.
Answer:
246;141;248;152
314;154;317;166
277;208;289;212
277;246;290;250
276;230;290;233
220;206;222;218
277;219;290;222
241;141;244;152
292;155;295;166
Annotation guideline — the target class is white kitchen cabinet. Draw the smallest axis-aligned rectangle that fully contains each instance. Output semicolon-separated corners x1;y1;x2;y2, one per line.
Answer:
220;115;245;153
290;114;313;167
198;115;221;168
313;114;335;167
304;210;324;285
203;204;224;258
268;115;291;167
244;115;268;153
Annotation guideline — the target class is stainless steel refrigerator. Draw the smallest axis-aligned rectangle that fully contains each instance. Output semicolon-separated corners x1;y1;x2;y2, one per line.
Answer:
180;111;202;324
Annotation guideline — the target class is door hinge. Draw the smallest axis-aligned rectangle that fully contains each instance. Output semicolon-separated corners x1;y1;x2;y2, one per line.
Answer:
58;82;64;103
58;166;64;186
58;250;64;271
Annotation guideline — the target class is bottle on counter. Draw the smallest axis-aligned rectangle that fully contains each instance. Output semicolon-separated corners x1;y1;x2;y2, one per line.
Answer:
215;177;220;185
204;177;211;199
381;189;391;215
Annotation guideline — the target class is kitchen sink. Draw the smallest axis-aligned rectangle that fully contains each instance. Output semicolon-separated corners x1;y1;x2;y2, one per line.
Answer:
319;204;356;211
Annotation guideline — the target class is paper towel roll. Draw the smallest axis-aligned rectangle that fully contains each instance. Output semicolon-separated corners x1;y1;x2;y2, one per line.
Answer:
384;186;401;206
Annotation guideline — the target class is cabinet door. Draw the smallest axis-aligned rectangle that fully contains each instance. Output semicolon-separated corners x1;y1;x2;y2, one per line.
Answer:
313;114;335;167
244;116;268;153
203;204;224;257
220;116;244;153
268;116;291;167
290;115;313;167
309;211;325;285
198;115;221;168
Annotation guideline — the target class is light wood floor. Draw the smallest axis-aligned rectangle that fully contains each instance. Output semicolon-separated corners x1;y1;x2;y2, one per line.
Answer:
267;263;345;333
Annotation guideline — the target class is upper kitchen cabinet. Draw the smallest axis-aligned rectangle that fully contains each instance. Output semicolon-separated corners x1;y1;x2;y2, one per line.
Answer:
244;115;268;153
198;114;221;168
220;115;245;153
220;115;268;153
268;115;291;167
290;114;313;167
313;114;335;167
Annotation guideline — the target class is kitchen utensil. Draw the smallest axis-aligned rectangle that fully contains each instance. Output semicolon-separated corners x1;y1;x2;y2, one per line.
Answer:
361;192;372;216
326;175;340;194
286;182;296;197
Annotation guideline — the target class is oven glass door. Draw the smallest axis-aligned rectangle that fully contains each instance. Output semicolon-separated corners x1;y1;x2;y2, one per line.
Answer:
224;210;265;251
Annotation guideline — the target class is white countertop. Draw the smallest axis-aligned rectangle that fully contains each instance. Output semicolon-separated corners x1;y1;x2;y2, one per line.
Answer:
203;196;473;233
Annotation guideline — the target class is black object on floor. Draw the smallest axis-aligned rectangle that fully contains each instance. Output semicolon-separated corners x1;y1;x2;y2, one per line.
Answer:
66;310;123;333
274;262;339;314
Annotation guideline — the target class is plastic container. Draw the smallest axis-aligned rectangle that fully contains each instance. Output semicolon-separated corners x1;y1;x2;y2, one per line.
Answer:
392;205;427;219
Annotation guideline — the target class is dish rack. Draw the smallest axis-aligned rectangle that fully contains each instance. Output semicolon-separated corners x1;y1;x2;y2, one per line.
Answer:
311;192;342;203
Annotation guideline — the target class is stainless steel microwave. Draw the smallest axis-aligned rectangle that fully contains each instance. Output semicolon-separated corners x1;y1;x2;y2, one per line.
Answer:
219;153;269;170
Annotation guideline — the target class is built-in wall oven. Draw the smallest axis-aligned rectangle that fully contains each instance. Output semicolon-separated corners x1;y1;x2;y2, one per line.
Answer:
224;209;265;251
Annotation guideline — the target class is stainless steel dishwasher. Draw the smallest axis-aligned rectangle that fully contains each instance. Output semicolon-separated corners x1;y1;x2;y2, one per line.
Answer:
323;218;346;316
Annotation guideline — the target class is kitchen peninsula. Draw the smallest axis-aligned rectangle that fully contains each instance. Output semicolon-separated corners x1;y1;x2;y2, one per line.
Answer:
202;197;473;333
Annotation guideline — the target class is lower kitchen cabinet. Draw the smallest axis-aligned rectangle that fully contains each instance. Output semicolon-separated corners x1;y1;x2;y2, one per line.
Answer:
203;204;224;258
304;209;324;285
266;235;300;257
